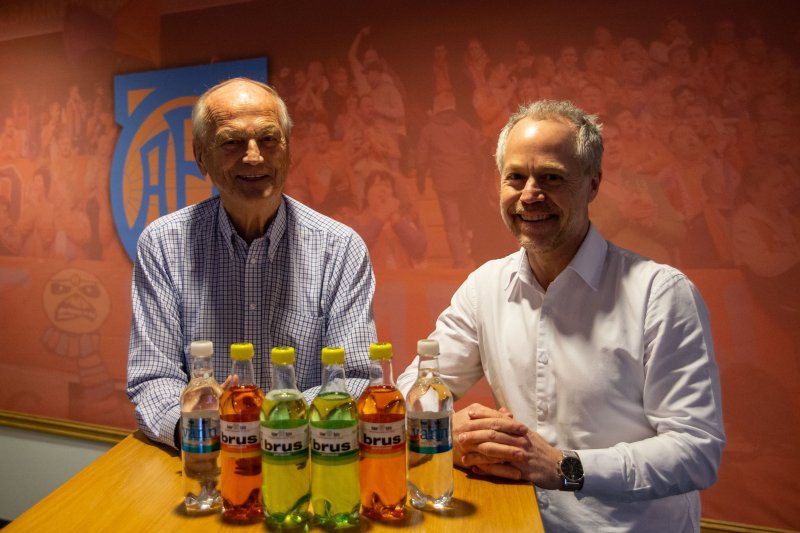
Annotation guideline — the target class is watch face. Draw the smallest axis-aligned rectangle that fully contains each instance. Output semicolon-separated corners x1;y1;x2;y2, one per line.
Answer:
560;456;584;481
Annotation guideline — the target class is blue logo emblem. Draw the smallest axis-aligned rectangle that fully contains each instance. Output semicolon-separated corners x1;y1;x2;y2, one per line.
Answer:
110;58;267;261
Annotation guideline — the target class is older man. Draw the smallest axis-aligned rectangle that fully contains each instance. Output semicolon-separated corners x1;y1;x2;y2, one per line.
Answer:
397;100;724;532
128;78;377;449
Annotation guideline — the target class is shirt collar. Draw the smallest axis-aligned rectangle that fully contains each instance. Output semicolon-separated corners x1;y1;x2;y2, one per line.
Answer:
505;223;607;293
565;223;607;291
217;196;288;261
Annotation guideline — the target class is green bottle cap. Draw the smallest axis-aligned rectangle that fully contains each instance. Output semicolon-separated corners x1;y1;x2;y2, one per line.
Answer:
321;347;345;365
369;342;393;360
272;346;295;365
230;342;254;361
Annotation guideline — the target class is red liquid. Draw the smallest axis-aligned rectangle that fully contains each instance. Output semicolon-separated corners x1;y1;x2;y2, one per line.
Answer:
358;385;406;520
219;384;264;522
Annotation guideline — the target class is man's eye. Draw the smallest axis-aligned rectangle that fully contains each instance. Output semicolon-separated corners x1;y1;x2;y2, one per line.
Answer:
506;172;526;181
541;174;562;182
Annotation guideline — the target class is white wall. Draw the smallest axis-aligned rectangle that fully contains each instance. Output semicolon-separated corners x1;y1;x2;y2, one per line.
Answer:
0;426;113;521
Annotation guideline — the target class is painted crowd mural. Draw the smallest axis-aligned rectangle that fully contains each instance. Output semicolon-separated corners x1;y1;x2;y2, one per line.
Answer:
0;0;798;528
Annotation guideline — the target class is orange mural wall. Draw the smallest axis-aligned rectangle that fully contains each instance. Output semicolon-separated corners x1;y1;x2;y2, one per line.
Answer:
1;0;799;529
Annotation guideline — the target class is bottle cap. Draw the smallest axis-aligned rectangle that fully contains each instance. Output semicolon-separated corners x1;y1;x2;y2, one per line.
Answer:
417;339;440;356
230;342;254;361
190;340;213;357
369;342;393;360
272;346;295;365
321;347;345;365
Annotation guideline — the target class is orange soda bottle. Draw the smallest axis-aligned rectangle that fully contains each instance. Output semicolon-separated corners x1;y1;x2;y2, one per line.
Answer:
357;342;407;520
219;343;264;522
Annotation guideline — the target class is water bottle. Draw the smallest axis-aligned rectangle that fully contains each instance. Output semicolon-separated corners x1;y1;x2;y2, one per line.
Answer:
180;340;223;514
406;339;454;510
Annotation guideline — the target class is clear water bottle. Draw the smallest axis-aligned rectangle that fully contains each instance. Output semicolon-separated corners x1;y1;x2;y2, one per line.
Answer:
310;347;360;527
261;346;310;527
405;339;454;510
180;340;223;514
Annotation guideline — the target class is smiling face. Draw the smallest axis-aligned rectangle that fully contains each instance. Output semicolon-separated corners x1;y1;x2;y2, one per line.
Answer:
193;81;290;221
499;118;600;274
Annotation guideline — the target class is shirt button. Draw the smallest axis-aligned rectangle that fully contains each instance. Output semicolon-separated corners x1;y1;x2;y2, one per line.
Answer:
539;354;548;364
250;258;257;265
537;492;549;508
249;303;256;311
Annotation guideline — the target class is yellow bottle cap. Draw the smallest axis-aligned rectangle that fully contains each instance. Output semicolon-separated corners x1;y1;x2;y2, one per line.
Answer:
272;346;295;365
321;347;345;365
369;342;393;360
230;343;254;361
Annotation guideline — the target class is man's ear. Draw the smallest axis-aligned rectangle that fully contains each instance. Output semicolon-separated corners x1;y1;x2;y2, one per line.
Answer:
588;171;602;202
193;143;208;176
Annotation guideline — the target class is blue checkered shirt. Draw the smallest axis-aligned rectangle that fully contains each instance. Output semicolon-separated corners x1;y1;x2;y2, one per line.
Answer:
127;195;377;448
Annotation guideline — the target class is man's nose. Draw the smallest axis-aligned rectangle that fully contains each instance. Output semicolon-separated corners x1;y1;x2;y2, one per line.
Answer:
520;177;545;203
243;139;264;164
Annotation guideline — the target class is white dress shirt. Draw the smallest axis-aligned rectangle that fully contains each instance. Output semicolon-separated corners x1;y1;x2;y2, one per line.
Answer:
397;225;725;532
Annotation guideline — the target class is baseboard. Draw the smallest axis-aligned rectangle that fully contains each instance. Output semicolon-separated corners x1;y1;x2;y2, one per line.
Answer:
701;518;798;533
0;410;130;444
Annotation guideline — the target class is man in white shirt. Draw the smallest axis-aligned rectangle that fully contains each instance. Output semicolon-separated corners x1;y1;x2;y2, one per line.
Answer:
396;100;725;532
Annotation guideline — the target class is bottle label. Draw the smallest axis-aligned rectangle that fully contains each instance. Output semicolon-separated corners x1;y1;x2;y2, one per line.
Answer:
220;420;260;452
181;412;220;453
310;424;358;464
407;413;452;454
261;424;309;461
359;419;405;455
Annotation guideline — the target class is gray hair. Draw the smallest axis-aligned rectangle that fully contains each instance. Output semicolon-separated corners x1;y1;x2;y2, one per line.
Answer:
495;100;603;177
191;77;294;148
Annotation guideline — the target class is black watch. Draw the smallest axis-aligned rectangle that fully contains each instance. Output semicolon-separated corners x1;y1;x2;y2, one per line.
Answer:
557;450;584;491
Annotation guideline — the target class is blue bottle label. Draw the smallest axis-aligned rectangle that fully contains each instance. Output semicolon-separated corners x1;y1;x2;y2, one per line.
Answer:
181;412;220;453
407;413;452;454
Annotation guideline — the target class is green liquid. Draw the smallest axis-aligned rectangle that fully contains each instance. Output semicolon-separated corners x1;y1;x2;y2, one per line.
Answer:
310;392;359;527
261;390;310;527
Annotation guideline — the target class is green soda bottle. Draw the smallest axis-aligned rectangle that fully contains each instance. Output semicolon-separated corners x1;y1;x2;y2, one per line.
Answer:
261;346;310;527
310;347;360;527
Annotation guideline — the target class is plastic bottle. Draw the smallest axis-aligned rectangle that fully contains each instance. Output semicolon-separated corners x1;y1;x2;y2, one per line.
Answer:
261;346;310;527
180;340;224;514
357;342;406;520
405;339;454;510
219;342;264;522
310;347;360;527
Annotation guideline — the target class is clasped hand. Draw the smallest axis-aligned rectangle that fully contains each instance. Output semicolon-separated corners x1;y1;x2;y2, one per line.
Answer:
454;403;563;490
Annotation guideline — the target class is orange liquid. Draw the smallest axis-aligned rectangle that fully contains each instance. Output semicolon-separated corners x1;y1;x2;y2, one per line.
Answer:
220;384;264;522
357;385;406;520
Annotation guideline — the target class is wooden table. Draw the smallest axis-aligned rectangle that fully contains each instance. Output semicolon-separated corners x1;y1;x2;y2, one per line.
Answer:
6;431;543;532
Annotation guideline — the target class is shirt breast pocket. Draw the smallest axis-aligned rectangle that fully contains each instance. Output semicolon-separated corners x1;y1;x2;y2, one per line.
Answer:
271;308;326;361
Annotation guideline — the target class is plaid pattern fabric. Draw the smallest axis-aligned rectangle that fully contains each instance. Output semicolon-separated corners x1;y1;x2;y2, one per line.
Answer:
127;195;376;447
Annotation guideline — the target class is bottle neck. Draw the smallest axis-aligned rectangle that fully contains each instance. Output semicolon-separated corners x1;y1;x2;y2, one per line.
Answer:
320;363;348;393
417;353;440;380
271;363;298;390
191;356;214;379
231;358;256;386
369;358;395;386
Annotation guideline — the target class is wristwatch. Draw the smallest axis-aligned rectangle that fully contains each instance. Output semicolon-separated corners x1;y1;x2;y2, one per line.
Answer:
557;450;584;491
